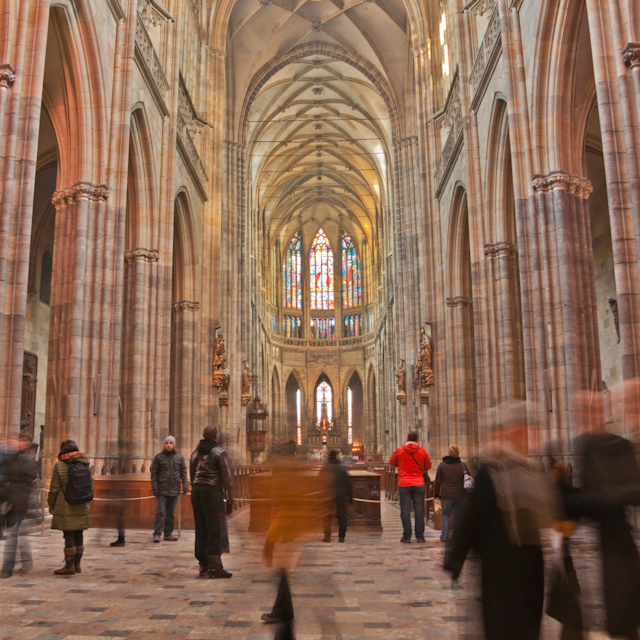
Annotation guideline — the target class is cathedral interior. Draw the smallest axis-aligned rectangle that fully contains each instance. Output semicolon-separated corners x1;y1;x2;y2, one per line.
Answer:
1;0;639;474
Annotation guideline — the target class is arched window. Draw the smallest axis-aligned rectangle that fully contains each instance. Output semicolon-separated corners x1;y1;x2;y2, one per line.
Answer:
341;232;362;308
310;228;334;310
296;389;302;445
283;231;302;309
315;380;333;425
347;387;353;445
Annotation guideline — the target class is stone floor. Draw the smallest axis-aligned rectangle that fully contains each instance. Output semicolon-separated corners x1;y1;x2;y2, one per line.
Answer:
0;502;627;640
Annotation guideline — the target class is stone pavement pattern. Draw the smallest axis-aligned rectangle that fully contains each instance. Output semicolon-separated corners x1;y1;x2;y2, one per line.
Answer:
0;503;620;640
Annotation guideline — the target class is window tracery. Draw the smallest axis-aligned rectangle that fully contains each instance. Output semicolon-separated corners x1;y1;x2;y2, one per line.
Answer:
310;228;334;310
341;232;362;308
283;231;302;309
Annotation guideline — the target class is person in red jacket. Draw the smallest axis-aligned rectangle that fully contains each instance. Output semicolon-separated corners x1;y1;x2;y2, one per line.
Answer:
390;431;432;543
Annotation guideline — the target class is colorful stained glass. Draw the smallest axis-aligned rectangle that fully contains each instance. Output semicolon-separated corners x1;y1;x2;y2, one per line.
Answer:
343;314;362;337
316;381;333;424
310;316;335;340
310;228;334;310
283;315;302;338
283;231;302;309
341;232;362;308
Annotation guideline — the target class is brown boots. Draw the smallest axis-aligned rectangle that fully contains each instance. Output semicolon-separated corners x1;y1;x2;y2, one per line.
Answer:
54;547;77;575
75;546;84;573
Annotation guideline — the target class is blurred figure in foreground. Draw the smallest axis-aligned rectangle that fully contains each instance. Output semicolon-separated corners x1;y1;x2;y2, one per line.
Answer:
390;430;432;543
0;437;8;539
444;401;556;640
190;426;233;578
564;386;640;640
262;441;319;640
0;435;37;578
434;444;468;543
320;450;352;543
151;435;188;543
47;439;94;575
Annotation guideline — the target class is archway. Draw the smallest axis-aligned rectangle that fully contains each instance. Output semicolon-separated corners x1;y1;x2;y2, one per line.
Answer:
346;371;363;458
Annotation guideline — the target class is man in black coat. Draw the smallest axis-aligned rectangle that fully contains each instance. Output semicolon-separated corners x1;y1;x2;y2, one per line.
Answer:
321;450;353;543
151;436;188;543
190;426;233;578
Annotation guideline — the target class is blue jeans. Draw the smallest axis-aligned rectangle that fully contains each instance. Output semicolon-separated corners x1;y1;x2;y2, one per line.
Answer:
399;485;425;540
441;497;466;541
2;509;31;575
154;495;178;537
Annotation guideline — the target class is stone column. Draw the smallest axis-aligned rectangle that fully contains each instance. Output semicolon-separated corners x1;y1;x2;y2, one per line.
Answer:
170;300;201;449
445;296;477;456
0;0;50;438
119;247;160;473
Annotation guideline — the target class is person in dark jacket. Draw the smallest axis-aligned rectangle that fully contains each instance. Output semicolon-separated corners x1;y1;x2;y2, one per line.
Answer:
434;444;467;542
47;440;93;575
0;436;37;578
190;426;233;578
150;436;188;543
444;401;556;640
320;450;353;543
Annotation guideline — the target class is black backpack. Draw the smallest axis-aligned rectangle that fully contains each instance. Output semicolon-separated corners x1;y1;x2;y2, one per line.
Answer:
64;460;93;505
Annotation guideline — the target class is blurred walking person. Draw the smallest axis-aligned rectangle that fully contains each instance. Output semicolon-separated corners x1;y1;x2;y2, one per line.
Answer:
444;401;556;640
47;440;93;575
151;436;188;543
434;444;467;542
390;430;431;543
320;450;352;543
565;386;640;640
0;436;37;578
190;426;233;578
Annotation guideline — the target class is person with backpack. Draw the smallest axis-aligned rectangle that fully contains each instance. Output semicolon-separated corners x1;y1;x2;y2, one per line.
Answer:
47;440;93;576
434;444;468;542
389;430;432;543
150;436;188;543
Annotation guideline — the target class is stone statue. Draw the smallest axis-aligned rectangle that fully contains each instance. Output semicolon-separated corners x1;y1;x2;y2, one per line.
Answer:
242;361;251;395
213;332;227;370
608;298;620;343
419;326;432;371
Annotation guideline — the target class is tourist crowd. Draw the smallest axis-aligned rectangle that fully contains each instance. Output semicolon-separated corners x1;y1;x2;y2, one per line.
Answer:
1;380;640;640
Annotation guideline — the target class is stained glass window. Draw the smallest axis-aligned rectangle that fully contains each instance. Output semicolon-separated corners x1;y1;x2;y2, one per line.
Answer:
316;381;333;425
283;231;302;309
341;232;362;308
310;316;335;340
343;314;362;337
296;389;302;445
310;228;334;310
283;316;302;338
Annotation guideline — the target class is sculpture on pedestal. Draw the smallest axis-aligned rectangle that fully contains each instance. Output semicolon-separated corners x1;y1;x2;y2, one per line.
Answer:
415;324;435;404
241;361;252;406
218;373;231;406
394;360;407;405
212;331;228;388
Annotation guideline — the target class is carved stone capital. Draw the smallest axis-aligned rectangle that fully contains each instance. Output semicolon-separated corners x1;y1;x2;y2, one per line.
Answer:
207;46;227;61
446;296;473;308
411;40;429;57
124;247;160;264
484;241;518;258
532;171;592;197
52;182;109;207
623;43;640;68
172;300;200;313
0;63;16;87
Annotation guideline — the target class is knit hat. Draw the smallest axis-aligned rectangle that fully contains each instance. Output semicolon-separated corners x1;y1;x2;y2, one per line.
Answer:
59;440;79;456
165;436;176;448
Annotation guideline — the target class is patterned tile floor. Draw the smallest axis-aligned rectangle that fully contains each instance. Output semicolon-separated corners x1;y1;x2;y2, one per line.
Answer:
0;502;627;639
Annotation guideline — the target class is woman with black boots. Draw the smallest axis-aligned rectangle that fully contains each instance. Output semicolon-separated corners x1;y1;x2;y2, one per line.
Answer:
47;440;93;575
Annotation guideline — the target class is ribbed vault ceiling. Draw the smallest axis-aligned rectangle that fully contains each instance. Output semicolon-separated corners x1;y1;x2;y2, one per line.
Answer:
228;0;408;247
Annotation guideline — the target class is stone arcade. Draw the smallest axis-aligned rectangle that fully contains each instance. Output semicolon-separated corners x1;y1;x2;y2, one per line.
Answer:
0;0;639;474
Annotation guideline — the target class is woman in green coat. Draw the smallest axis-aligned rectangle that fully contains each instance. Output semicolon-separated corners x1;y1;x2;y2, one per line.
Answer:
47;440;93;575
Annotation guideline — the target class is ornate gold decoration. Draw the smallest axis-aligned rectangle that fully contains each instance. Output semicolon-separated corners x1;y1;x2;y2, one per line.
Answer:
212;331;227;388
241;361;251;406
415;325;434;404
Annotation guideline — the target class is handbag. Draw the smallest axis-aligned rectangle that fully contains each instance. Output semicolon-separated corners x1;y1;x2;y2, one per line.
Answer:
462;463;475;492
408;451;429;484
545;548;583;628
